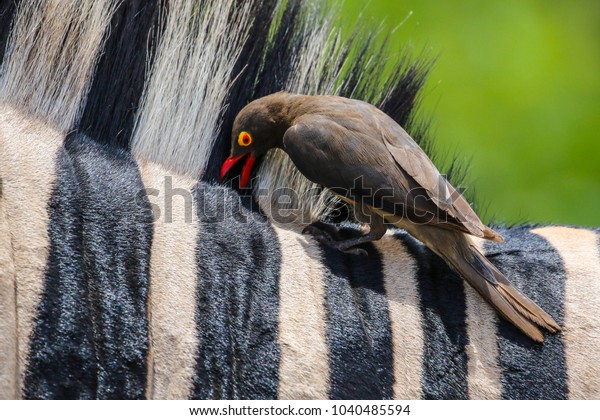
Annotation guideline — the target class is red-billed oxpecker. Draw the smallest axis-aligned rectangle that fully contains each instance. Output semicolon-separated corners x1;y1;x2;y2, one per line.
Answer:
220;91;560;342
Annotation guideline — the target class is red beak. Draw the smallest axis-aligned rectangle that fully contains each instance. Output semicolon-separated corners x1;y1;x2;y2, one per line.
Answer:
220;153;256;189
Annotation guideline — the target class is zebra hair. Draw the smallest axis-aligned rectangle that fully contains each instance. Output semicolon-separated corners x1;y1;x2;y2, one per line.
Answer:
0;0;118;397
1;0;599;400
0;0;118;131
131;0;255;179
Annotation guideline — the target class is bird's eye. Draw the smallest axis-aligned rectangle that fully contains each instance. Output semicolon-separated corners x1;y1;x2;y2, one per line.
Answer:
238;131;253;147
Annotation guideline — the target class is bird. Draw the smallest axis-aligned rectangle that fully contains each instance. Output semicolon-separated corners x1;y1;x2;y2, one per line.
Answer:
220;91;561;342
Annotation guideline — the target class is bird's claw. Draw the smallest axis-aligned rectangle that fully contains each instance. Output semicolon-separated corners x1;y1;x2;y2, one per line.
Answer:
302;225;368;256
302;224;335;243
342;247;368;256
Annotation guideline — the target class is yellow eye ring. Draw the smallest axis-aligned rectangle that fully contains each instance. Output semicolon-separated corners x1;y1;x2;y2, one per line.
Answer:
238;131;253;147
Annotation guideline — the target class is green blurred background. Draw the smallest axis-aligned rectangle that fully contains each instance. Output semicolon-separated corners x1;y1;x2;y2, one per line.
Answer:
337;0;600;226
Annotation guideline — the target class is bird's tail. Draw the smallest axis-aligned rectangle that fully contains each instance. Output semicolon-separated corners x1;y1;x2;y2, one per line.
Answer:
404;224;561;342
460;244;560;342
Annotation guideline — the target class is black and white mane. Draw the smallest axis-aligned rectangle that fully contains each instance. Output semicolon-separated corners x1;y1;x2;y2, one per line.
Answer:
0;0;599;400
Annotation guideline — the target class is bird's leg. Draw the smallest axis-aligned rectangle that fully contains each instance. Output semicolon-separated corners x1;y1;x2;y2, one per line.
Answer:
302;213;387;256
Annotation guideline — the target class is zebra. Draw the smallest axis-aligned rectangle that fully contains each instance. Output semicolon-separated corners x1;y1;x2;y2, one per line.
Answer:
0;0;599;400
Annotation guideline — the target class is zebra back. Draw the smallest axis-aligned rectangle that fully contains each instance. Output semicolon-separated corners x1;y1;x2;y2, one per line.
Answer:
1;0;599;399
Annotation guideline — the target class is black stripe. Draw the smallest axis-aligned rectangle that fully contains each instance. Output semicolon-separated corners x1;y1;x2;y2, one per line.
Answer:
192;186;281;399
78;0;163;149
24;138;153;399
486;226;567;399
203;0;291;182
26;136;153;399
0;0;19;67
64;134;153;398
320;226;394;400
24;147;97;399
395;231;469;399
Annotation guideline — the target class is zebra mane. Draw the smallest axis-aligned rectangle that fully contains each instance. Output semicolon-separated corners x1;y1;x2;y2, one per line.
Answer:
4;0;595;402
0;0;118;132
219;1;439;224
0;0;464;224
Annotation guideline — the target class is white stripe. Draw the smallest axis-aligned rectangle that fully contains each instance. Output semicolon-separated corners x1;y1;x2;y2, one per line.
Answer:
532;226;600;399
0;0;116;397
138;162;200;400
0;106;63;396
464;236;502;399
131;0;252;179
0;169;18;399
374;232;423;400
274;225;329;399
0;0;117;131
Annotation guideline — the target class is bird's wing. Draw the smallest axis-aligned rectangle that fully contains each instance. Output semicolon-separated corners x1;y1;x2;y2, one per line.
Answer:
283;113;502;241
376;113;503;241
282;115;402;200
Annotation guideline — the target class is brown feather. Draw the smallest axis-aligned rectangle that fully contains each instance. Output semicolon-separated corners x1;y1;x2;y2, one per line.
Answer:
230;92;559;341
284;94;503;241
388;214;560;342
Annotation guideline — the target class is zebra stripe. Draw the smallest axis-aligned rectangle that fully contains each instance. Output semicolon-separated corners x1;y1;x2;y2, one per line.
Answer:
374;232;424;400
0;107;64;396
490;226;568;399
138;162;199;399
0;0;117;131
62;136;151;398
24;136;153;398
192;186;281;399
464;237;501;399
533;226;600;399
274;225;330;400
0;0;19;67
24;144;95;398
131;0;253;180
0;143;18;399
397;232;469;399
320;238;394;399
78;0;163;149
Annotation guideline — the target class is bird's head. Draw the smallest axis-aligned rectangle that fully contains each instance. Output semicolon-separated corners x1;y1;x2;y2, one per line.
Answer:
220;92;291;188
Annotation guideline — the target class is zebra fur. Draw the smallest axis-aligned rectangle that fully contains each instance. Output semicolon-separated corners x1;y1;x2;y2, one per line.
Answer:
1;0;599;400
